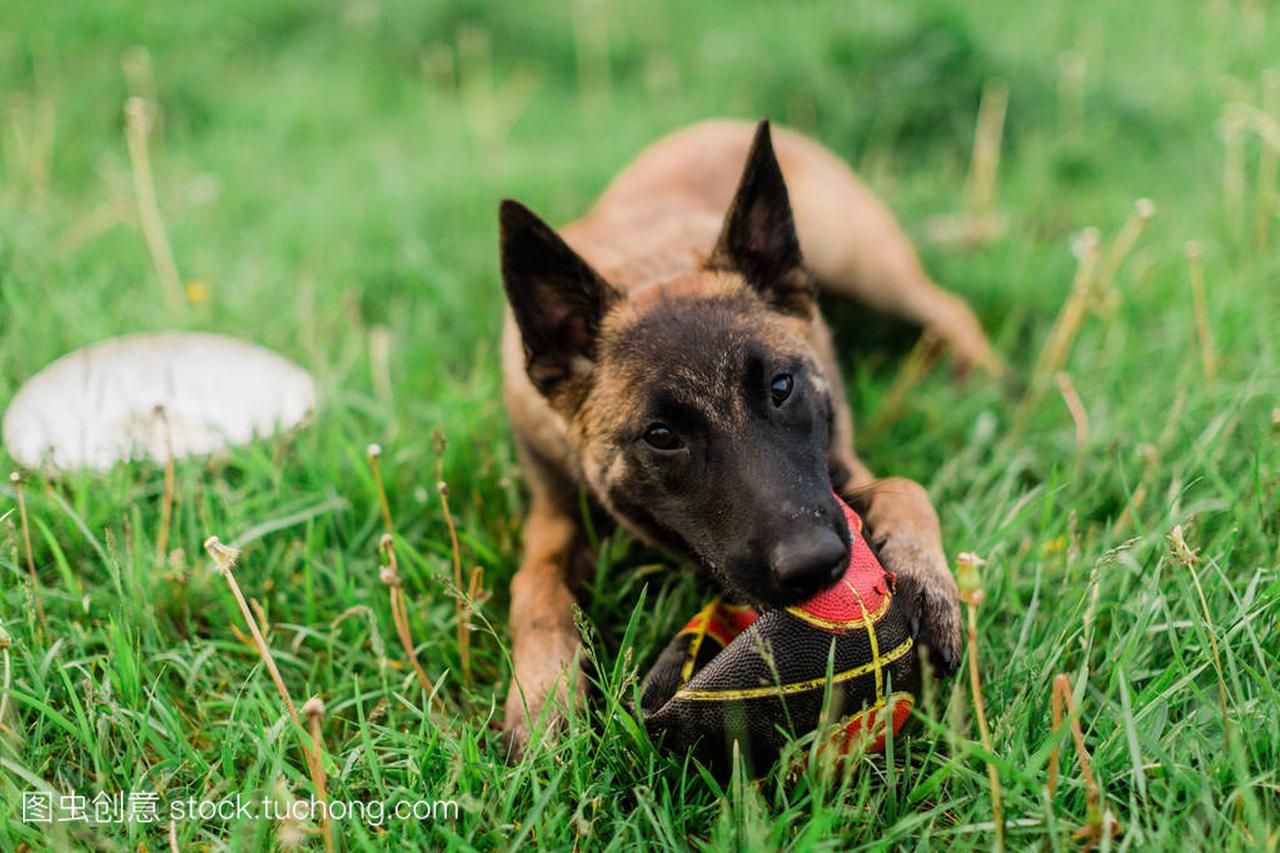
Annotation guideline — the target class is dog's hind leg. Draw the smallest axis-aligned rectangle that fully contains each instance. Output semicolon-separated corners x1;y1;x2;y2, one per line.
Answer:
773;128;1003;376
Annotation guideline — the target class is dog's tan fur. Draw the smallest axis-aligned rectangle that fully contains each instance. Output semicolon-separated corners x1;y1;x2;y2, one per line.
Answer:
499;119;996;755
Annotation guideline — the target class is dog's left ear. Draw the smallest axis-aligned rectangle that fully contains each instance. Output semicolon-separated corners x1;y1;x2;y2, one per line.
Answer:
500;199;619;408
708;119;814;317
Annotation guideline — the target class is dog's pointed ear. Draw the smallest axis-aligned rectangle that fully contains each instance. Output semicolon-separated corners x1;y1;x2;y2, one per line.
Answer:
500;199;619;405
708;119;814;316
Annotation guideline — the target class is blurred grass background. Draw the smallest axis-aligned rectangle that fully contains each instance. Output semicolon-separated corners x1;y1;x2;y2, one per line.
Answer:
1;0;1277;848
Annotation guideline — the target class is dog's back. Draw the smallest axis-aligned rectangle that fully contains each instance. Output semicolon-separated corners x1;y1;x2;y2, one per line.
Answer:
552;119;994;377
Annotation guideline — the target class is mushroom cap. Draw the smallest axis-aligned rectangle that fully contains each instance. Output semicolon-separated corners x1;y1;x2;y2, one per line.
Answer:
3;332;316;472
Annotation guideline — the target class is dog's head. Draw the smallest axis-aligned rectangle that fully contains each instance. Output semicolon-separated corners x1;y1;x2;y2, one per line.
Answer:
500;121;849;606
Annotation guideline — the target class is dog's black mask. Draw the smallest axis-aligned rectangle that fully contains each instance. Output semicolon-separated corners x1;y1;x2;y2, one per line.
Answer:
591;295;850;607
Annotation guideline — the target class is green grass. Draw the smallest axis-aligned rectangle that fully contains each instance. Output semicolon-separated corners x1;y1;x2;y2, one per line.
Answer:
1;0;1277;848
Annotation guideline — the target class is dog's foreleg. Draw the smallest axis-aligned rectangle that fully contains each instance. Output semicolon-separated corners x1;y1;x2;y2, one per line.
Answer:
502;497;587;759
831;440;962;676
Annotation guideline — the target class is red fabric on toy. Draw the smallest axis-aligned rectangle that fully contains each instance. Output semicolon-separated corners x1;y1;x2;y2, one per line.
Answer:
679;600;758;647
787;494;890;634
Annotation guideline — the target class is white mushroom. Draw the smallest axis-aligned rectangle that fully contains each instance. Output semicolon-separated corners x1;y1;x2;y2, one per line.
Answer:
3;332;316;472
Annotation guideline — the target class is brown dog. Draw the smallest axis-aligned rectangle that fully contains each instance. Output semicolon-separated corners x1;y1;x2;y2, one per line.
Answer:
498;119;997;757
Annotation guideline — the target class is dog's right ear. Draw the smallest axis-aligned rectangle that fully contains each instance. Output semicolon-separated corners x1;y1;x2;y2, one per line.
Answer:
500;199;619;406
708;119;813;318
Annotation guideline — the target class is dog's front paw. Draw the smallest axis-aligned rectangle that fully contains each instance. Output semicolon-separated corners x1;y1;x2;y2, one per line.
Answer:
502;627;583;762
876;538;962;677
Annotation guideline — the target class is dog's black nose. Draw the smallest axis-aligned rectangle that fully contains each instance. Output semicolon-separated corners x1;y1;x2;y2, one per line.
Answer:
769;528;848;597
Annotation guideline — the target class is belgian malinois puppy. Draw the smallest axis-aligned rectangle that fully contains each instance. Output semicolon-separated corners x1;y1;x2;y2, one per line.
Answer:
498;119;998;756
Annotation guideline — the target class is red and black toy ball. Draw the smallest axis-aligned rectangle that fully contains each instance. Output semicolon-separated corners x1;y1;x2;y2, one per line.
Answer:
639;494;919;775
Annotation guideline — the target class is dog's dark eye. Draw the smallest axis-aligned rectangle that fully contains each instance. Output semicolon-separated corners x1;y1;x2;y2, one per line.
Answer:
642;423;682;451
770;374;794;407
